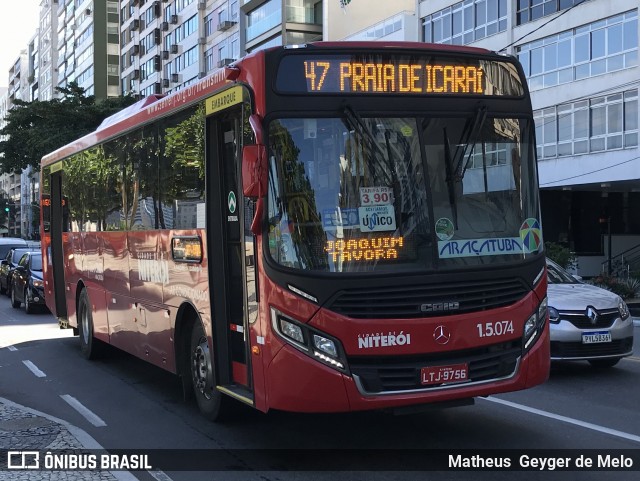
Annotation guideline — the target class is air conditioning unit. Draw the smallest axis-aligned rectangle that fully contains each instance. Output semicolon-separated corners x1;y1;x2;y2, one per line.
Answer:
217;20;235;31
162;78;169;87
197;1;206;10
198;71;206;79
217;58;234;68
170;44;178;54
132;69;140;80
161;21;168;31
132;45;140;55
198;37;206;45
154;82;162;94
162;50;169;59
131;19;140;30
170;14;178;24
171;73;180;83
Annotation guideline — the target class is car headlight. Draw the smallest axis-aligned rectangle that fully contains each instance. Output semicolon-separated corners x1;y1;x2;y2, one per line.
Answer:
548;306;560;324
271;307;348;373
524;297;547;351
32;279;43;288
618;299;630;320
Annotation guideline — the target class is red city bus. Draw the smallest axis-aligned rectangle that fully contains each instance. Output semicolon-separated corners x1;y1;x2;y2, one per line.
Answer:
40;42;549;420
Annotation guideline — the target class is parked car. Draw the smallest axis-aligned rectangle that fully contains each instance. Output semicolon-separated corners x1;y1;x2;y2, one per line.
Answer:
0;247;40;295
11;251;46;314
547;258;634;368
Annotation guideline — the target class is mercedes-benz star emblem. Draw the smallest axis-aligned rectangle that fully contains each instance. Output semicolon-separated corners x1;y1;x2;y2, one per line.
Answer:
586;306;599;325
433;325;451;345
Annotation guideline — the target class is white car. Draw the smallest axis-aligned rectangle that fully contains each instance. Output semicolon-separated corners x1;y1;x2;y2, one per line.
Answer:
547;258;634;368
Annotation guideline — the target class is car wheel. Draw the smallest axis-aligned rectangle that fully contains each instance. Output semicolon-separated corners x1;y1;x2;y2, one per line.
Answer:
24;288;35;315
10;284;20;309
588;358;621;368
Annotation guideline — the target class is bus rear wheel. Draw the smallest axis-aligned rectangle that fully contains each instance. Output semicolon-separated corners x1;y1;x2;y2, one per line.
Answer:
190;322;228;421
78;289;102;360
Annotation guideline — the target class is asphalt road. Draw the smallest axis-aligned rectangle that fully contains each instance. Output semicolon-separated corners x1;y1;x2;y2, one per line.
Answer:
1;296;640;481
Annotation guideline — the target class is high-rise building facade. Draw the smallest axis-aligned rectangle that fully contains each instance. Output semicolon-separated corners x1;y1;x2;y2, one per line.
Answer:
56;0;121;99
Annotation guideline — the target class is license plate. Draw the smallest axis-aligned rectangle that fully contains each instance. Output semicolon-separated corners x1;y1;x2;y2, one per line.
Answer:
582;331;612;344
421;363;468;385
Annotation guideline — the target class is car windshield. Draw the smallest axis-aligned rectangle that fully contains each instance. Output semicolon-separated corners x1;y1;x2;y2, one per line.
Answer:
267;115;541;273
546;260;578;284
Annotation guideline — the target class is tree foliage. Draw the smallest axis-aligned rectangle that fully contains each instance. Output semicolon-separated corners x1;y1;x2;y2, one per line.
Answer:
0;82;136;174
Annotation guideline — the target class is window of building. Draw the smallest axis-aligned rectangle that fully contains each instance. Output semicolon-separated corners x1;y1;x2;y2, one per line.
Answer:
535;89;638;159
516;0;588;26
246;0;282;42
422;0;507;45
517;10;637;91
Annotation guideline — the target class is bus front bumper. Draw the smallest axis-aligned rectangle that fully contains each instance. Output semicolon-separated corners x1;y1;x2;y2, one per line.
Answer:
264;328;549;413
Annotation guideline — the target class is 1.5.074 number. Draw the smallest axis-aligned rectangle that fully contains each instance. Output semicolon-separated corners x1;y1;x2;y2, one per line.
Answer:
477;320;514;338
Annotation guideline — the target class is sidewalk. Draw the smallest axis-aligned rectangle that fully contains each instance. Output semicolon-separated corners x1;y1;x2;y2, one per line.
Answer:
0;397;135;481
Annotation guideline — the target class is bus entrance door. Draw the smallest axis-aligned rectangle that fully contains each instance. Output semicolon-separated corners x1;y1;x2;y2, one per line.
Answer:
207;104;253;402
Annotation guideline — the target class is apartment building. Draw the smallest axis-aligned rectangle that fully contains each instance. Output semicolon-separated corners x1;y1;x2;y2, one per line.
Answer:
56;0;121;99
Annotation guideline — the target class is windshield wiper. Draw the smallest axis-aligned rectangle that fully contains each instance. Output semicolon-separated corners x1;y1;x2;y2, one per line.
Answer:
443;127;458;229
453;106;487;181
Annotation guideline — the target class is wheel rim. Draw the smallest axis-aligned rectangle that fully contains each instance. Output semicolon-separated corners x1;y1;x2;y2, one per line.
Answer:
81;303;90;345
192;335;213;400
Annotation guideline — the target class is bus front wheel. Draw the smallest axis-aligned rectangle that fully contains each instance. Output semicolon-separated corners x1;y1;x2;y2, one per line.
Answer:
190;322;227;421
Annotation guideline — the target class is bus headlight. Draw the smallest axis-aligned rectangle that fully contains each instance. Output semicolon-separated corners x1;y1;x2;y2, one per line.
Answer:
524;297;547;352
271;307;348;373
313;334;338;358
280;319;305;344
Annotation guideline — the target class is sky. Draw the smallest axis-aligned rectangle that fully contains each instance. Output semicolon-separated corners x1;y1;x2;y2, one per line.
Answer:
0;0;41;89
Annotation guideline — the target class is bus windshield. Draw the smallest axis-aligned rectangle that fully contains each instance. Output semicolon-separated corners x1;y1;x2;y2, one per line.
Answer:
267;113;540;273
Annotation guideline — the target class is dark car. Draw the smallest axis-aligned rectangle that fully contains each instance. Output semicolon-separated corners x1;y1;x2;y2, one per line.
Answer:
11;251;46;314
0;247;40;295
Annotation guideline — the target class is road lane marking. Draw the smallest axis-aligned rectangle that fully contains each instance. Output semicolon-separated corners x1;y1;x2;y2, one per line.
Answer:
485;396;640;444
7;346;18;351
60;394;107;427
22;360;46;377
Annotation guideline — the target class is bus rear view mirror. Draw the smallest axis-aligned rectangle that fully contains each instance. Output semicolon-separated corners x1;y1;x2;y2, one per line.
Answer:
242;144;267;198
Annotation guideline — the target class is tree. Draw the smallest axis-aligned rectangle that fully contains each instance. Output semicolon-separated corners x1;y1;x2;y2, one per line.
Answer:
0;82;136;174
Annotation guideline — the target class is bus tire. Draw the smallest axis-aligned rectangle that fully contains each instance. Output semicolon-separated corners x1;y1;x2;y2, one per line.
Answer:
78;289;101;360
190;322;229;421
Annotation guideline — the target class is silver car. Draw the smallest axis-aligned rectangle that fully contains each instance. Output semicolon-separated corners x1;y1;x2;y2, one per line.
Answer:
547;258;634;368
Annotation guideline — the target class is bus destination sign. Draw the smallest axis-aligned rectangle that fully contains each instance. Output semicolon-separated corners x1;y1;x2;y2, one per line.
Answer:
276;54;523;97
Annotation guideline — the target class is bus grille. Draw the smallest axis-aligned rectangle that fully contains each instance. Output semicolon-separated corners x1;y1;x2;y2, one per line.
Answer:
349;340;521;394
327;278;528;319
